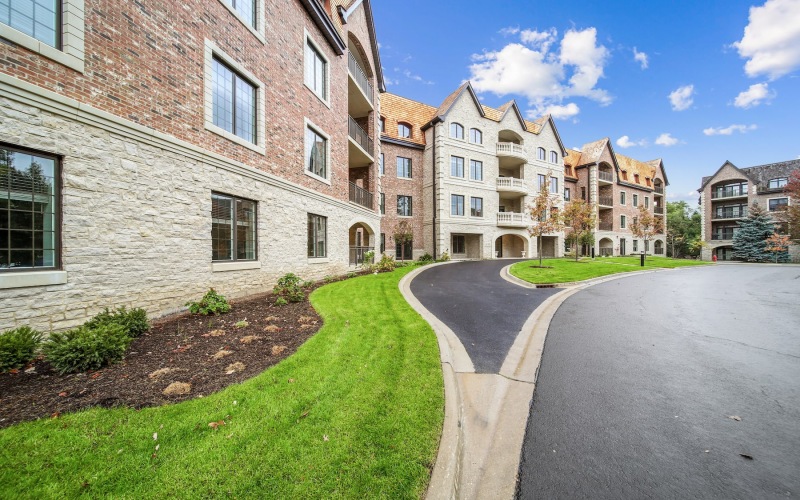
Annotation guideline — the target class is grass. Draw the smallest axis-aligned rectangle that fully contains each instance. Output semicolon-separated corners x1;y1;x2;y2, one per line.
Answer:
510;256;710;284
0;266;444;498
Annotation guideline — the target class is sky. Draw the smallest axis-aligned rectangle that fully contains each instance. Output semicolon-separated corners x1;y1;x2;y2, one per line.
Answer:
371;0;800;206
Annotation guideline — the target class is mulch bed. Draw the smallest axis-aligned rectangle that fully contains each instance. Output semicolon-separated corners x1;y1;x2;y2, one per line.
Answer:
0;281;348;429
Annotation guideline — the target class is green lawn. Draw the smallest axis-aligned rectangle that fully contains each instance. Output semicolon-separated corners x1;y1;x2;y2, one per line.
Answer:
510;256;709;285
0;266;443;498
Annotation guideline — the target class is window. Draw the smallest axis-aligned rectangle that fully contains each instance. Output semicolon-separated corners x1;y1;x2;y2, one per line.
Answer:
451;194;465;216
537;147;546;161
471;197;483;217
564;188;571;201
620;191;626;205
633;194;638;207
645;196;649;208
634;174;640;184
769;198;789;211
379;117;385;133
398;123;411;138
305;124;328;179
470;160;483;181
620;215;627;229
397;195;412;216
452;235;466;254
396;239;412;260
397;157;412;178
307;214;327;258
212;56;257;144
550;177;559;194
470;128;483;144
379;153;384;175
450;156;464;178
2;0;58;47
581;187;586;200
212;193;257;261
538;174;547;190
1;146;59;271
380;193;385;215
380;233;385;253
633;240;638;252
645;240;649;252
304;38;327;101
550;151;558;164
769;178;788;189
450;123;464;139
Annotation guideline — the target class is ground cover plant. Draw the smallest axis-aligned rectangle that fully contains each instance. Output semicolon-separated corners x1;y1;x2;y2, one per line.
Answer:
510;256;709;285
0;326;42;373
0;266;444;498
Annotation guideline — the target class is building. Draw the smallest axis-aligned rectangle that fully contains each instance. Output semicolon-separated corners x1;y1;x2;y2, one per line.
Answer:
378;83;568;261
564;139;668;257
0;0;383;331
698;159;799;261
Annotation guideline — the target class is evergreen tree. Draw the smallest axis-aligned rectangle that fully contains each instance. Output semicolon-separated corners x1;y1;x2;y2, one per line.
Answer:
732;203;777;262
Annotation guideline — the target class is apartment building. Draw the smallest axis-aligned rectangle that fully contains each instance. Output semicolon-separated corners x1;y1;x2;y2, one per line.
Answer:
564;139;668;257
378;83;567;260
0;0;383;331
698;159;799;261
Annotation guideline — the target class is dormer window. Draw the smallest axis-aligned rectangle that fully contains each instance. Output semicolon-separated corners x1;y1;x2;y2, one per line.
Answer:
398;122;411;139
537;147;546;161
620;170;628;181
379;116;385;133
768;178;788;189
645;177;652;187
634;174;640;184
450;122;464;140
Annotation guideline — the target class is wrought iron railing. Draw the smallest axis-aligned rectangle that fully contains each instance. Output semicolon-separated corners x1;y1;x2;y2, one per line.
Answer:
349;182;374;210
711;187;748;199
654;186;664;194
598;222;613;231
712;208;747;220
654;206;664;214
349;246;374;266
348;52;373;100
598;196;613;207
598;170;614;182
348;116;374;156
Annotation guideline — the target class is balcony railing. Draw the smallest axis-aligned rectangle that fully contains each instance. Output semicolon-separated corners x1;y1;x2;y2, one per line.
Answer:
349;246;374;266
496;212;528;226
496;142;526;156
654;186;664;195
599;248;613;256
655;247;665;255
712;208;747;220
349;182;374;210
598;196;613;207
348;116;373;156
598;170;614;182
348;52;373;100
496;177;527;191
712;233;736;241
654;206;664;215
598;222;613;231
711;187;748;199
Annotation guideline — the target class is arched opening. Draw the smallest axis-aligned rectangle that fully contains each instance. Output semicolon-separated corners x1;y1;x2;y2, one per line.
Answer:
498;129;523;145
349;222;375;266
494;234;528;258
654;240;664;255
497;129;525;176
599;237;614;257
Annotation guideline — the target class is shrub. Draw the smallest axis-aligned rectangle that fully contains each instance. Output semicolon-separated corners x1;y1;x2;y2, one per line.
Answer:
437;251;451;262
85;306;149;338
0;326;43;372
375;254;396;273
43;323;132;374
187;288;231;315
275;297;288;306
417;253;433;263
273;273;306;303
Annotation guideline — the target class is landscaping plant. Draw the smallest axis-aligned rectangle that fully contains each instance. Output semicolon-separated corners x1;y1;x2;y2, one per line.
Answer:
273;273;307;303
0;326;43;373
186;288;232;315
43;323;132;374
84;306;149;337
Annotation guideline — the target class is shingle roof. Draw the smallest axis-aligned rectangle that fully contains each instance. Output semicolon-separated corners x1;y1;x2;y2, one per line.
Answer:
433;82;471;119
380;93;437;146
699;158;800;191
616;153;658;188
566;139;665;188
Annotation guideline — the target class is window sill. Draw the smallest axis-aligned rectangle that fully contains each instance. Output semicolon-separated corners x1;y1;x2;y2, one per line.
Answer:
304;169;331;185
205;123;266;155
0;24;84;73
0;270;67;289
304;83;331;109
308;257;330;264
397;177;414;181
212;261;261;272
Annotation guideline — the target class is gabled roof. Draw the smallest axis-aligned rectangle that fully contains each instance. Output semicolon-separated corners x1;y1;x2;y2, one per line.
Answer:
566;138;667;189
426;82;485;127
645;158;669;186
335;0;386;92
698;158;800;192
533;114;568;156
381;93;437;146
300;0;347;54
698;161;755;192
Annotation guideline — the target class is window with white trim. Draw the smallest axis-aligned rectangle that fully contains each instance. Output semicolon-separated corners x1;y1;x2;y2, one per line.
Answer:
223;0;256;28
550;151;558;164
451;194;464;216
620;215;627;229
397;195;412;216
379;153;384;175
620;191;626;205
398;123;411;138
305;124;328;180
537;147;546;161
450;156;464;178
212;193;257;261
537;174;547;190
769;198;788;211
564;187;571;201
452;234;466;254
470;197;483;217
550;177;559;194
397;157;411;178
633;194;638;207
307;213;327;258
304;36;328;101
2;0;58;47
450;123;464;139
769;178;788;189
469;128;483;144
470;160;483;181
212;57;257;144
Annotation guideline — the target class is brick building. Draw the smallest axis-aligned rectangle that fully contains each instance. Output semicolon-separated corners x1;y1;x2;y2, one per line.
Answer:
0;0;383;331
698;159;799;261
564;138;668;257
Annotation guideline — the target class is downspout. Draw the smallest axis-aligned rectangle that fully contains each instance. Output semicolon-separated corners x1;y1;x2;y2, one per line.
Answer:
432;122;437;258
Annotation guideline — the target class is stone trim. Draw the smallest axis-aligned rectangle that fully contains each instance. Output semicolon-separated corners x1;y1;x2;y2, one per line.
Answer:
0;271;67;290
216;0;267;44
211;261;262;272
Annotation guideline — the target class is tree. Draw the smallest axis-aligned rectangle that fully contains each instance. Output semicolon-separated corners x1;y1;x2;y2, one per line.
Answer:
526;175;564;268
765;233;790;263
562;199;596;261
629;205;664;261
666;201;701;258
774;170;800;242
393;220;414;261
732;202;776;262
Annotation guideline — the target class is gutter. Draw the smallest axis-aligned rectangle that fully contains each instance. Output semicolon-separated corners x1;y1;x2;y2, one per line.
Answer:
432;122;438;258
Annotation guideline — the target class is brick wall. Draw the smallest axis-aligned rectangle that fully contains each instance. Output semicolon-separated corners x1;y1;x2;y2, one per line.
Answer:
378;140;425;258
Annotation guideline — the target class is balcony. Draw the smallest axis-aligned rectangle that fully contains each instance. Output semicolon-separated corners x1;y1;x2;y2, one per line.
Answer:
349;182;374;210
598;222;613;231
598;170;614;183
654;206;664;215
496;212;529;227
654;186;664;195
348;116;374;168
711;233;735;241
712;208;747;220
711;187;748;200
349;246;375;266
598;196;614;208
348;52;374;117
496;177;528;194
496;142;526;168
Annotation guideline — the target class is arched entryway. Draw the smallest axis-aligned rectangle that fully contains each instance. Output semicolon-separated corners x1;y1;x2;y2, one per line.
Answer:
599;237;614;257
348;222;375;266
495;234;528;258
654;240;664;255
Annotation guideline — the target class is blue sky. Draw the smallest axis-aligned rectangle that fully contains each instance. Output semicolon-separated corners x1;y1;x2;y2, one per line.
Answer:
371;0;800;205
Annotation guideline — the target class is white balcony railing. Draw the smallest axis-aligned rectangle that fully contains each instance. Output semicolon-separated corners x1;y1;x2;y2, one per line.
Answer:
496;142;526;157
496;177;527;192
496;212;528;227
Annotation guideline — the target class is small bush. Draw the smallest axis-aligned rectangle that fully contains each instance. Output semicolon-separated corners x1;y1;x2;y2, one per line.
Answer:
275;297;288;306
85;306;149;338
437;251;451;262
187;288;231;315
323;275;335;284
0;326;43;372
375;254;396;273
273;273;306;303
417;253;433;263
43;323;132;374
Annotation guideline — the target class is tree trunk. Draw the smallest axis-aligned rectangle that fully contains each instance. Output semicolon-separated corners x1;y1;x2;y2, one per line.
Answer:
539;235;543;268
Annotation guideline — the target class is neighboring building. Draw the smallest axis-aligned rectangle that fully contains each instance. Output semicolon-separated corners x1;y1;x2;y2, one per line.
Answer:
698;159;799;261
0;0;383;331
378;83;568;260
564;139;668;257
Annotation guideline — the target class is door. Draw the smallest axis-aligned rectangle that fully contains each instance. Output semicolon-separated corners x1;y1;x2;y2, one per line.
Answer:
495;237;503;258
620;238;626;256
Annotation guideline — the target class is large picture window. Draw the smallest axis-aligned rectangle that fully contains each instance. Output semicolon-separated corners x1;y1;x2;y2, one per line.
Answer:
307;213;327;258
1;0;58;48
1;145;59;271
211;193;257;261
212;57;257;144
305;125;328;179
304;38;327;101
397;157;412;178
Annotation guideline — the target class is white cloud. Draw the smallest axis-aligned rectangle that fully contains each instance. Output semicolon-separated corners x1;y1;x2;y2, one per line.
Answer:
703;124;758;136
398;68;434;85
469;27;610;119
616;135;647;148
499;26;520;37
540;102;580;120
655;133;679;146
633;47;648;69
668;85;694;111
733;0;800;79
733;82;775;108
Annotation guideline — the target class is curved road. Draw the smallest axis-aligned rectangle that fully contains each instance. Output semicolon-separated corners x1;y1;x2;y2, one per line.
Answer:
517;264;800;499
